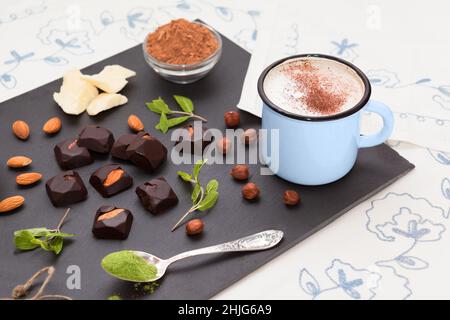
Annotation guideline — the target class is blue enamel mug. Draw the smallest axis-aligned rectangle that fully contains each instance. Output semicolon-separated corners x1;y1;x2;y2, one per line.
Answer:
258;54;394;185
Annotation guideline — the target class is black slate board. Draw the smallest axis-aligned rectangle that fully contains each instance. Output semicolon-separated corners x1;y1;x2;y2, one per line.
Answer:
0;31;414;300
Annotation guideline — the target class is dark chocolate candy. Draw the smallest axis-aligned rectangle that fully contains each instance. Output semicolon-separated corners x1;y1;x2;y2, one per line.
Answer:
135;177;178;214
54;138;94;169
175;124;213;155
77;125;114;154
92;205;133;240
45;170;88;207
89;164;133;197
126;133;167;172
111;132;144;160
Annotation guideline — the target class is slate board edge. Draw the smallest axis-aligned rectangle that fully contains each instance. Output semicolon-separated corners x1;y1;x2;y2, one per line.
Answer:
210;151;415;299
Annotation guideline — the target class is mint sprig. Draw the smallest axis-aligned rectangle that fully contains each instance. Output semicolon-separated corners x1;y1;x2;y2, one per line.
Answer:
146;96;207;134
172;159;219;231
13;208;75;255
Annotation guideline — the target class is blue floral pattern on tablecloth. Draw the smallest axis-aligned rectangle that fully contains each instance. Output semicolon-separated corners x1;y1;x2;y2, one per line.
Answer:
0;0;260;90
299;190;448;300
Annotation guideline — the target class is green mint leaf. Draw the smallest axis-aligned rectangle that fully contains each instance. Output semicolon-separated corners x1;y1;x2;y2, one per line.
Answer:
158;112;169;133
173;95;194;113
35;236;67;254
146;98;171;114
37;239;51;252
177;171;193;182
191;183;202;204
155;116;190;130
167;116;191;128
14;230;40;251
14;228;74;254
26;228;51;237
153;98;171;113
49;237;64;255
205;179;219;193
193;159;207;180
197;190;218;211
51;232;76;238
146;102;162;114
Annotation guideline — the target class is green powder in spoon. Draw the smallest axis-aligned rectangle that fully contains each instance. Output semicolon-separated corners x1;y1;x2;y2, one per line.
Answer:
101;250;158;282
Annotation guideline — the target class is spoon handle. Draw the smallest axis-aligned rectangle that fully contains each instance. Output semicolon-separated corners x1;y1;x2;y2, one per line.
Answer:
167;230;283;265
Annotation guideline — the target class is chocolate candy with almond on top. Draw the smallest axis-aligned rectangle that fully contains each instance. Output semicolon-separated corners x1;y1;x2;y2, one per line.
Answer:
89;164;133;197
92;206;133;240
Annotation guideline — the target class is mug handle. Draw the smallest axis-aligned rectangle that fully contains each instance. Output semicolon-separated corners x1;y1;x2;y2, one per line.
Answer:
358;100;394;148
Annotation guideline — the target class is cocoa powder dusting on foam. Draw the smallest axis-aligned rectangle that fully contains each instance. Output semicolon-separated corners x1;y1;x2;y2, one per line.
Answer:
146;19;219;65
284;61;348;116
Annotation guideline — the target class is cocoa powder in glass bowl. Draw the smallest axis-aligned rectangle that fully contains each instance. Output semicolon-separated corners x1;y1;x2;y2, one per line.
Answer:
143;19;222;84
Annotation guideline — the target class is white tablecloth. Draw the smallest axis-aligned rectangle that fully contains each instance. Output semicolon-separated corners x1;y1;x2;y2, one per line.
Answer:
1;0;449;300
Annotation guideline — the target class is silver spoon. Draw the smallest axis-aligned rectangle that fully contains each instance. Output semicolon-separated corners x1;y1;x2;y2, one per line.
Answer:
106;230;284;282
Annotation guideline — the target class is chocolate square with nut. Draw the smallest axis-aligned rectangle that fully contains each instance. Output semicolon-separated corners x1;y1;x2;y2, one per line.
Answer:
175;124;213;155
77;125;115;154
92;206;133;240
45;170;88;207
54;138;94;170
89;164;133;197
126;133;167;172
135;177;178;214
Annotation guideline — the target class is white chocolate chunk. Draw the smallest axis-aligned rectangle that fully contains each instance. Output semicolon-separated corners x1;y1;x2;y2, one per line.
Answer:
86;93;128;116
102;65;136;79
81;74;128;94
53;69;98;115
81;65;136;93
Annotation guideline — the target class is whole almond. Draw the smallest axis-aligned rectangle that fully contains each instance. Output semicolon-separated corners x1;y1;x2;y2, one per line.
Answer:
7;156;32;168
16;172;42;186
42;117;62;134
0;195;25;213
98;208;125;221
103;169;124;187
128;114;144;132
12;120;30;140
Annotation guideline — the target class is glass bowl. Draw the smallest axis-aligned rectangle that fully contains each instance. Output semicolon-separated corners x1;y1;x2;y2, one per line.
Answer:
142;22;223;84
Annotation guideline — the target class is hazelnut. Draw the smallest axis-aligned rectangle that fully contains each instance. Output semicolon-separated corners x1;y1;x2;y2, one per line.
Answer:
224;111;240;128
186;219;204;235
241;128;258;145
230;164;249;180
217;137;231;154
242;182;259;200
283;190;300;206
